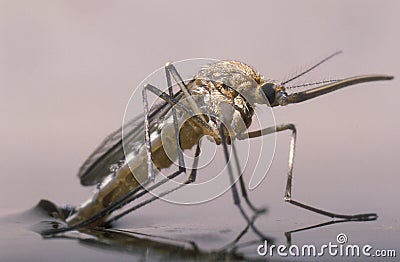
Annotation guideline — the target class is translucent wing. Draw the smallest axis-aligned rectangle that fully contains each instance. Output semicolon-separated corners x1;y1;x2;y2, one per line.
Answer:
78;114;142;186
78;92;181;186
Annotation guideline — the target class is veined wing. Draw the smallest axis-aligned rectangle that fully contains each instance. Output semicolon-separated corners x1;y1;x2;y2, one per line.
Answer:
78;91;183;186
78;114;141;186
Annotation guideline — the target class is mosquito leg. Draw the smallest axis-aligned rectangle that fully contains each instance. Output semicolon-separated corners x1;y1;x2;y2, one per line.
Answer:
143;83;217;138
238;124;377;221
105;143;201;225
165;65;186;173
165;62;206;122
231;142;266;214
219;123;272;242
142;82;206;179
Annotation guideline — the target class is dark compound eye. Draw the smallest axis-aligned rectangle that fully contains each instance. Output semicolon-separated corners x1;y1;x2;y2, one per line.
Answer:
260;82;276;105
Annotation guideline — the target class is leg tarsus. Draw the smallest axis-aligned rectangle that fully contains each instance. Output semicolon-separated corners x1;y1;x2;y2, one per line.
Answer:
286;198;377;221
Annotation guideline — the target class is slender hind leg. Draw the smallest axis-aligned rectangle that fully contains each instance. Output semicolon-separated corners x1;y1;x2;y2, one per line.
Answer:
219;123;272;242
231;142;267;214
238;123;377;221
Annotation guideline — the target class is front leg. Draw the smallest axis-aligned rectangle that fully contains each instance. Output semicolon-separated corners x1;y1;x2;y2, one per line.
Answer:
238;123;377;221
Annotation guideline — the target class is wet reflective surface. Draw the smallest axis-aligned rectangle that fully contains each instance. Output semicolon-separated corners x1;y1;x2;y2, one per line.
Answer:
2;182;399;261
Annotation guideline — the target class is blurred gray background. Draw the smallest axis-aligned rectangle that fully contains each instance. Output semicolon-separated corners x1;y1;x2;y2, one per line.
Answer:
0;0;399;259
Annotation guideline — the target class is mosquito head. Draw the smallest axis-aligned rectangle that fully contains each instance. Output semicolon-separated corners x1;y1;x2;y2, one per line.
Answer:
256;52;393;107
258;81;289;107
258;75;393;107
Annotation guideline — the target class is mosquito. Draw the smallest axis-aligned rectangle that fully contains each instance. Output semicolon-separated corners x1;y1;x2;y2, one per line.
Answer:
44;52;393;236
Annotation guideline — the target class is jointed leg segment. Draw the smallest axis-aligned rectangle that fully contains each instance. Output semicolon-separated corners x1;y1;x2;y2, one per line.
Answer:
239;123;377;221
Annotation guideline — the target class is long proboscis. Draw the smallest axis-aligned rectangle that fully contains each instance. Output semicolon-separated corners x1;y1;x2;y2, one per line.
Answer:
285;74;394;104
